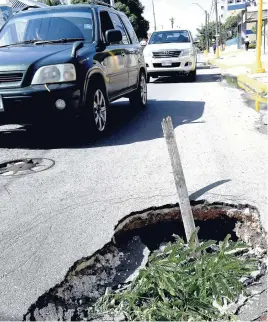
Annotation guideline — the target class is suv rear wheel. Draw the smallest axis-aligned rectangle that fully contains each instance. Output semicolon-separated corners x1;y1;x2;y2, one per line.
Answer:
83;81;109;136
129;71;147;108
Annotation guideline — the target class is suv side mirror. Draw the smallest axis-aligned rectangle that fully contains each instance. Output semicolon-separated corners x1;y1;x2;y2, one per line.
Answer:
105;29;122;44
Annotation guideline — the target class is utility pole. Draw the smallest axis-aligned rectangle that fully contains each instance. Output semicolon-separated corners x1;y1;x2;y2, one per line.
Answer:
152;0;157;31
219;14;223;51
170;17;175;29
252;0;265;73
214;0;220;58
205;11;209;54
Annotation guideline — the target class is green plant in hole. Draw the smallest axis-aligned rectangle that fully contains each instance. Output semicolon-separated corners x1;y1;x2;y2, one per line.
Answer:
93;231;257;321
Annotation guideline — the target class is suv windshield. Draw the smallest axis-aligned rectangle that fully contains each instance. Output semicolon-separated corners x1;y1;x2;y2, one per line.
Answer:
0;9;94;47
149;30;190;44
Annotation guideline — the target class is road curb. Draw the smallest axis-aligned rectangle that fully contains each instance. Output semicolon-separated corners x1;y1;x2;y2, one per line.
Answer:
208;59;268;102
208;58;229;70
237;74;268;97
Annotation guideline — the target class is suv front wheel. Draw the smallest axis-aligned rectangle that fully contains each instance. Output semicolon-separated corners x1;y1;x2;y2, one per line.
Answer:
83;82;109;136
129;71;147;108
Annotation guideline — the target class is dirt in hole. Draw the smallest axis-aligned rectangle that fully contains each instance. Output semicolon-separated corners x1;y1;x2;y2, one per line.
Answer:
23;201;266;321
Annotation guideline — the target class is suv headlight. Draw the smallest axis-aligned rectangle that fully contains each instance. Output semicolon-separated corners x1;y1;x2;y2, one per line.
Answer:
31;64;76;85
181;49;194;57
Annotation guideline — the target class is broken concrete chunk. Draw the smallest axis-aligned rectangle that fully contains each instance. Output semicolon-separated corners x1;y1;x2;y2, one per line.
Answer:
24;236;148;321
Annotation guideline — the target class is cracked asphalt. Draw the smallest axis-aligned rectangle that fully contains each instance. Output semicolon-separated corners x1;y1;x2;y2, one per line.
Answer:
0;63;267;320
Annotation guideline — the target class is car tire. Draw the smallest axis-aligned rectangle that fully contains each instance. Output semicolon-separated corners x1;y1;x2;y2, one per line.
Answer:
129;71;148;108
83;81;109;136
146;75;150;83
188;69;197;82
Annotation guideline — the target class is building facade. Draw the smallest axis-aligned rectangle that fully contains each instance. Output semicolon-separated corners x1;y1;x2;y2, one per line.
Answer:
219;0;258;22
219;0;268;52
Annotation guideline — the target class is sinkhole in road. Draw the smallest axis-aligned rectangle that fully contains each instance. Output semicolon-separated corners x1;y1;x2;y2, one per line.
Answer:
24;201;266;321
0;158;55;176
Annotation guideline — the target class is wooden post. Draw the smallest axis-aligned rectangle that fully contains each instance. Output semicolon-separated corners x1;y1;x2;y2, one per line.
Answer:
162;117;199;245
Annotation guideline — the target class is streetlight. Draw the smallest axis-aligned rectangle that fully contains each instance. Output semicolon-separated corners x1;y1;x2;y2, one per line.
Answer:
252;0;265;73
193;3;209;54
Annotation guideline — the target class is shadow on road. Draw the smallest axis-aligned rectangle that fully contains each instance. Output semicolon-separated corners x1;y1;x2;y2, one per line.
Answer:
0;99;205;150
151;73;221;84
189;180;231;201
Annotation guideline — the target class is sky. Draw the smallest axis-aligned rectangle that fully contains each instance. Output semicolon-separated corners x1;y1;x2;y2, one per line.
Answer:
141;0;215;36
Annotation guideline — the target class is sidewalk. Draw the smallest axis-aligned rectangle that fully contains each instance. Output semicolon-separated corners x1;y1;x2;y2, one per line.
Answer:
208;49;268;100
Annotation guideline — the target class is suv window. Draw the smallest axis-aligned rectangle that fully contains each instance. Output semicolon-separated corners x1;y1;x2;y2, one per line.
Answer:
99;10;114;42
120;14;139;44
0;10;94;47
109;12;129;45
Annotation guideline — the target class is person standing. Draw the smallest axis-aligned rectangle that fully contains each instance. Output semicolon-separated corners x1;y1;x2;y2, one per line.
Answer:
213;42;216;54
244;36;250;51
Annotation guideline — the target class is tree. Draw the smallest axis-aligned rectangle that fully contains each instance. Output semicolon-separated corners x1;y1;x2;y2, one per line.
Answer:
223;14;239;39
40;0;61;5
71;0;149;39
196;21;219;49
196;14;239;48
115;0;149;39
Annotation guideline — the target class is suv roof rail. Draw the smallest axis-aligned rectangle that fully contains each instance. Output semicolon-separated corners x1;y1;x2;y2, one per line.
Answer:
89;0;113;8
15;5;40;14
21;5;39;10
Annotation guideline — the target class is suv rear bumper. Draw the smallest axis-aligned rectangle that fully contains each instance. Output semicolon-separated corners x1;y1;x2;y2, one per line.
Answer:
146;55;196;76
0;83;81;122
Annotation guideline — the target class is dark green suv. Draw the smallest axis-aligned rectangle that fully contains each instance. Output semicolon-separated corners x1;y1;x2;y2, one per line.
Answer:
0;2;147;135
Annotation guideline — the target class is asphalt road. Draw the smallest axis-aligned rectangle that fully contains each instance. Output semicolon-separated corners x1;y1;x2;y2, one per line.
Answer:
0;65;267;320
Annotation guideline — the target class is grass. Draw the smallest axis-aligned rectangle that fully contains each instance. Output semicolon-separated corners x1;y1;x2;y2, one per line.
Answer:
92;230;257;321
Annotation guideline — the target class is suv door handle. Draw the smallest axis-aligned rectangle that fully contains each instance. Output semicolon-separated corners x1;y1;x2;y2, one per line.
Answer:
121;51;125;57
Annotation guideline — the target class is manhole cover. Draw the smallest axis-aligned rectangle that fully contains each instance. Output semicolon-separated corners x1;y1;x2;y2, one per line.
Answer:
0;158;55;176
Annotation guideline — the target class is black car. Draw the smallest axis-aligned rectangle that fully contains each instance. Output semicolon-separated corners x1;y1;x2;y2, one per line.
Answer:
0;2;147;134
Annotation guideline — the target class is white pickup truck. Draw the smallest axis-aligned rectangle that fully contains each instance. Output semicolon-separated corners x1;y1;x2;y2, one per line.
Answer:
143;29;198;82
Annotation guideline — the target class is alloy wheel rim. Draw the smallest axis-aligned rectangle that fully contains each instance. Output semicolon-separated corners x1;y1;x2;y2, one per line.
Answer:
93;89;106;131
140;75;147;105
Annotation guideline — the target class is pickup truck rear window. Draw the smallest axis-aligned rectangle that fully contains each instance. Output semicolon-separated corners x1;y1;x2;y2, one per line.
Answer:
149;30;190;44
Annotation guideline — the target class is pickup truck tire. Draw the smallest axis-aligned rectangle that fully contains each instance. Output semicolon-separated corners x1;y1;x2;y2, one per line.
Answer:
129;71;147;108
146;75;150;83
188;69;197;82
